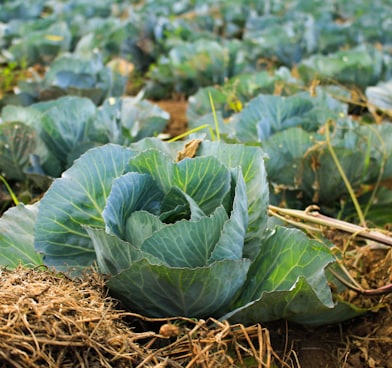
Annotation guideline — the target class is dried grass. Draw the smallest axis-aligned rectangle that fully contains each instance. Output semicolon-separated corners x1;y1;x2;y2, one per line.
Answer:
0;266;278;368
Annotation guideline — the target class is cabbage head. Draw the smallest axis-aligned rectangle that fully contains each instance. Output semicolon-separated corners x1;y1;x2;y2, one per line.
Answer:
35;139;269;318
35;138;363;325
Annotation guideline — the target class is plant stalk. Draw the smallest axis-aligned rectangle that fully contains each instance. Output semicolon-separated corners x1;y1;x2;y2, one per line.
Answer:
268;205;392;247
324;120;367;227
0;174;19;206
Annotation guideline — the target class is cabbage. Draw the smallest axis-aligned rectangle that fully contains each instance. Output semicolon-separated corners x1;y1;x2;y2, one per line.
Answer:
34;138;363;324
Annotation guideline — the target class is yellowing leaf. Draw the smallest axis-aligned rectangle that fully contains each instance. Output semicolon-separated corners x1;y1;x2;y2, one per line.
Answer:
44;35;64;42
228;97;243;113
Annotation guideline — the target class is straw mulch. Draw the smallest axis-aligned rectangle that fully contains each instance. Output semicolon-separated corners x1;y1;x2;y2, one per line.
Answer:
0;266;278;368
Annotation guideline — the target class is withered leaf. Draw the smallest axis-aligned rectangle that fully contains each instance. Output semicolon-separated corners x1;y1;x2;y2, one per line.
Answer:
176;139;202;162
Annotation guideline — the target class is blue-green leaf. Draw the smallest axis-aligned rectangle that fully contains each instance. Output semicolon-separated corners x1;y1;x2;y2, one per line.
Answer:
261;127;315;186
140;206;228;267
209;168;248;262
224;277;365;326
96;97;169;145
234;94;314;142
197;141;269;259
366;80;392;114
103;172;163;239
35;144;136;271
39;96;97;168
223;227;363;326
300;147;365;203
174;157;231;215
126;149;174;192
0;203;42;268
0;122;37;181
84;227;161;275
125;211;165;248
128;150;231;216
107;258;251;318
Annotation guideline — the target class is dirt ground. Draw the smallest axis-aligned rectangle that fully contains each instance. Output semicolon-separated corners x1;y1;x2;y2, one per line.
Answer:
155;99;189;138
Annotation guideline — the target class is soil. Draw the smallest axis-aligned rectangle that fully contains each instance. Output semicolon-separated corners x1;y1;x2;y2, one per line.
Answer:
155;98;189;138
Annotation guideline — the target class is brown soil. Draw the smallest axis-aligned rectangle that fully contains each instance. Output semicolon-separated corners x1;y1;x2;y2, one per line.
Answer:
155;99;189;138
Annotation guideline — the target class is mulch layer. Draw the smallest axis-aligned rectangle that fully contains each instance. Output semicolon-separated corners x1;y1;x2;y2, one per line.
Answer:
0;266;281;367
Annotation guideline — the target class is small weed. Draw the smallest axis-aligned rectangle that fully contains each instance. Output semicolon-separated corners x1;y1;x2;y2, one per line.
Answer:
0;59;28;96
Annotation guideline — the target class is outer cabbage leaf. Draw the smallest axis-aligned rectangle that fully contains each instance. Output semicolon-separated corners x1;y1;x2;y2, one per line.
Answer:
347;122;392;182
234;94;313;142
187;68;301;123
261;127;315;187
34;144;136;270
225;276;365;327
0;203;42;268
234;91;346;143
0;122;37;181
7;21;71;64
130;137;184;159
222;227;365;326
39;96;98;168
84;227;160;275
107;258;251;318
366;80;392;115
299;146;365;203
95;97;169;145
298;46;384;89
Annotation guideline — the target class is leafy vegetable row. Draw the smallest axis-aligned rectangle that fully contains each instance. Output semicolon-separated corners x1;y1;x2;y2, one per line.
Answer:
0;0;391;328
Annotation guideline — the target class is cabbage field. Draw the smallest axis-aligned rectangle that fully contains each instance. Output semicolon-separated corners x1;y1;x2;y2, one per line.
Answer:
0;0;391;367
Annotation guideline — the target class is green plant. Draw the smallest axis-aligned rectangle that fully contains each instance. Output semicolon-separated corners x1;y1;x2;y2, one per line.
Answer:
30;138;364;325
0;203;42;268
0;175;19;206
0;60;28;94
0;95;169;180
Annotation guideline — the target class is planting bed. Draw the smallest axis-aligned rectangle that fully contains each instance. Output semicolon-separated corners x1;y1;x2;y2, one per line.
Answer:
1;1;392;367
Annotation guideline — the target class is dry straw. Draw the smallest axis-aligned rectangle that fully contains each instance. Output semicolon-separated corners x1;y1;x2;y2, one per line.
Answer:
0;266;279;368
